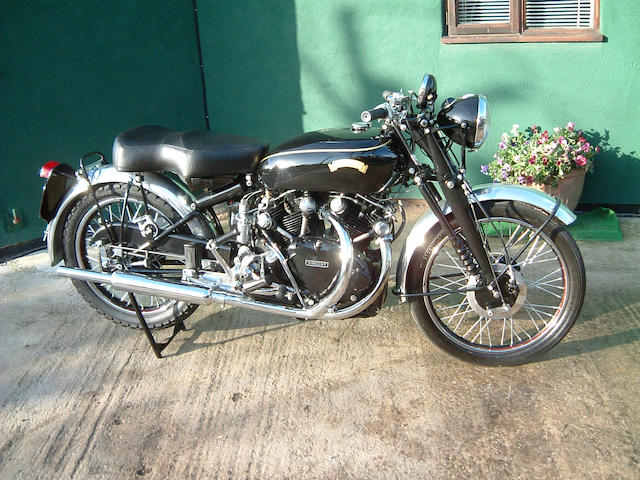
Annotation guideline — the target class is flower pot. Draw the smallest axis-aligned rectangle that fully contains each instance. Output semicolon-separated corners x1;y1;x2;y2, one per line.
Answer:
531;168;586;211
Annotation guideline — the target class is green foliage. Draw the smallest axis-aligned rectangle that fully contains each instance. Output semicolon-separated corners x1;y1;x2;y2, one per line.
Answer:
482;123;597;187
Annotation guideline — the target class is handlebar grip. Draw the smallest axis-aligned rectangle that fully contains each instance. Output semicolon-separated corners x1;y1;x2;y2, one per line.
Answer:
361;107;388;123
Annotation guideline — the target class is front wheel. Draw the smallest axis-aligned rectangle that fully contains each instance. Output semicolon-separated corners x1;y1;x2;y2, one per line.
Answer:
408;201;586;366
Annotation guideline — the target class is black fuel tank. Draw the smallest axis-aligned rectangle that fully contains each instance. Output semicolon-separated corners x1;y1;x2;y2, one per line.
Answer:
257;127;400;194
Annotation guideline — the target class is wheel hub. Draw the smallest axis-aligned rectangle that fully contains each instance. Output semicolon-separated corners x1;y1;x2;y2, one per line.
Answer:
466;265;528;320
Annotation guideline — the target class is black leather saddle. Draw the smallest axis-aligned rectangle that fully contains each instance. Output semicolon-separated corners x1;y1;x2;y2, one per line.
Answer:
113;125;268;178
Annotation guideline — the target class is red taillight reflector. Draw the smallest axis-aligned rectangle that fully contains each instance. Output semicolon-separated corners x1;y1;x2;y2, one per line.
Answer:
40;161;61;179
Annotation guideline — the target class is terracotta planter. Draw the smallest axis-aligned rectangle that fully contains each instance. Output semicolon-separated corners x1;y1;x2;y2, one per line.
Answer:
530;168;587;211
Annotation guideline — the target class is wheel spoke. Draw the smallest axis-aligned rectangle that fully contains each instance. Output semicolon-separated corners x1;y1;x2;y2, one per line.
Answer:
441;301;471;324
501;317;507;345
504;225;529;251
443;249;464;272
523;303;541;331
429;274;467;291
470;317;492;346
462;318;483;340
523;300;556;321
452;304;473;333
529;283;563;299
512;317;532;340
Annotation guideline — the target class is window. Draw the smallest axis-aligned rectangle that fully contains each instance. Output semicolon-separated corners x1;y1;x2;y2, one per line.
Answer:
444;0;603;43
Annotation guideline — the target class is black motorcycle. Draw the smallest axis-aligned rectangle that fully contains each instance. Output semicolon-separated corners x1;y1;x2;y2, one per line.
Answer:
39;74;585;365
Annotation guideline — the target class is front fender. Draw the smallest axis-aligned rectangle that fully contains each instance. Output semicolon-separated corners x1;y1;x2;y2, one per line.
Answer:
46;165;204;266
394;183;576;302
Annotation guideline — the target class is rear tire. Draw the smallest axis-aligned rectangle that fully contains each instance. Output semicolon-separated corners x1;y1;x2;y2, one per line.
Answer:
408;201;586;366
63;183;199;329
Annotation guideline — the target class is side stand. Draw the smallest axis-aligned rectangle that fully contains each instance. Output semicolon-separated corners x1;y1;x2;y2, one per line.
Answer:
128;292;187;358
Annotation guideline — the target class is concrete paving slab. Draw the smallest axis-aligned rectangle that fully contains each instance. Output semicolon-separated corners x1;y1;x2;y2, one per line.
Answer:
1;211;639;479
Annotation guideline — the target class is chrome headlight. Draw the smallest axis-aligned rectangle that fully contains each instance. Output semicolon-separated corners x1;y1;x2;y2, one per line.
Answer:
437;94;490;149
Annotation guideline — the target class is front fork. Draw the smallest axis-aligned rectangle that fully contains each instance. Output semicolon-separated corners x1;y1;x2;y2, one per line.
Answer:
415;132;495;288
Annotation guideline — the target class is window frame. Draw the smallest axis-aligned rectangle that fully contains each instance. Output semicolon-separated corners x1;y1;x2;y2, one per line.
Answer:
443;0;603;44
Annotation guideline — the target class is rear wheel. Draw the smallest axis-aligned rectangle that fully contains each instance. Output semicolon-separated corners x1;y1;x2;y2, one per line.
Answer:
408;201;585;365
63;183;199;329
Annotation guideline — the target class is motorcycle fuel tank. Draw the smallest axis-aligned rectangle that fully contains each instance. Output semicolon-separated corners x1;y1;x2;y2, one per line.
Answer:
257;127;400;194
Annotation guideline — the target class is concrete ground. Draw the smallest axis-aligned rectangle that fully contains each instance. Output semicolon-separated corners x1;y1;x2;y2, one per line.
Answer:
1;208;639;480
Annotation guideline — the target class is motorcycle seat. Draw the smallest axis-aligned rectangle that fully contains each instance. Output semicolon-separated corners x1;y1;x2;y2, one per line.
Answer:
113;125;268;178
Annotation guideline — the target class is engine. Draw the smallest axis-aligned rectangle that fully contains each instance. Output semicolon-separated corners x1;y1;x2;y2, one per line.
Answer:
228;191;401;316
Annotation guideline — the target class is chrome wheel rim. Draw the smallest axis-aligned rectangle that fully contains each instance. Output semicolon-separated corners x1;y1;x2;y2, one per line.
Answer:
423;217;568;353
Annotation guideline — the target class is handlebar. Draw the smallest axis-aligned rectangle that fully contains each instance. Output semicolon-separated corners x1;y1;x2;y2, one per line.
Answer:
361;107;388;123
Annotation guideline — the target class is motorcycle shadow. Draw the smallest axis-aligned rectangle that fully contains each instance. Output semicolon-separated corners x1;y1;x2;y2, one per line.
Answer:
165;299;405;357
168;307;302;356
535;292;640;363
541;327;640;362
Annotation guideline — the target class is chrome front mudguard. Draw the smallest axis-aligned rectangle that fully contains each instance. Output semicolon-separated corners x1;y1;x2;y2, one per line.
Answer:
394;183;577;302
45;165;205;266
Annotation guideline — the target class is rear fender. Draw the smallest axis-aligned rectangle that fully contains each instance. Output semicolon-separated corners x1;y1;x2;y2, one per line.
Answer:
394;183;576;302
46;164;204;266
39;163;77;222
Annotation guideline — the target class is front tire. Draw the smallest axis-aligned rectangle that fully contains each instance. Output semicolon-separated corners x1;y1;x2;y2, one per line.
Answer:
63;183;200;329
408;201;586;366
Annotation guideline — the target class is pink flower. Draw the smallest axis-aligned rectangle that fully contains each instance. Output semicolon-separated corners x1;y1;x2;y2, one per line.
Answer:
567;122;575;131
579;137;586;143
576;155;587;167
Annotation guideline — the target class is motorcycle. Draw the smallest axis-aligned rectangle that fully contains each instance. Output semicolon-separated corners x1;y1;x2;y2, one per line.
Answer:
39;74;585;365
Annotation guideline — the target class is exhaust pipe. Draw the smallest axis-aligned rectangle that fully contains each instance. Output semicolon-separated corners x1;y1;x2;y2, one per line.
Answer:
57;267;214;304
57;241;391;321
56;212;386;320
56;266;319;319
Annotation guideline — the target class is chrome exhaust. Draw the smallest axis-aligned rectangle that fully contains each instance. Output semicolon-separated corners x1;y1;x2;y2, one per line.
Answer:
323;237;392;320
57;212;358;320
57;267;215;305
56;265;344;320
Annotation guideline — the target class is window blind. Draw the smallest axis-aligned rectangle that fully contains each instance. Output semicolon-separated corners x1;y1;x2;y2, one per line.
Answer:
458;0;511;24
525;0;593;28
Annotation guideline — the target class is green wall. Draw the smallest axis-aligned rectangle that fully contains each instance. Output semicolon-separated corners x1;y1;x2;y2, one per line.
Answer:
3;1;639;248
0;1;205;247
197;0;303;146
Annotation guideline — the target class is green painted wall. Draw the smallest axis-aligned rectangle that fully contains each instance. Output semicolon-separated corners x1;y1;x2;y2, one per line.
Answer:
1;1;205;247
203;0;640;204
197;0;303;146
